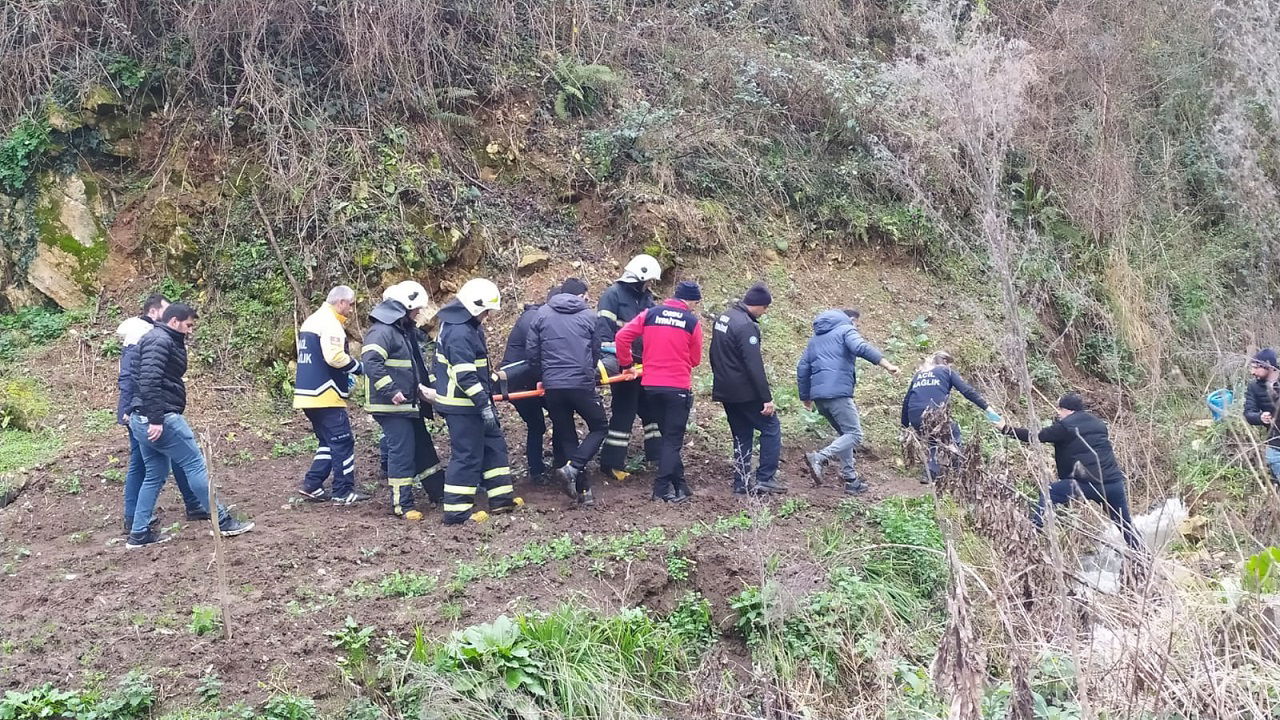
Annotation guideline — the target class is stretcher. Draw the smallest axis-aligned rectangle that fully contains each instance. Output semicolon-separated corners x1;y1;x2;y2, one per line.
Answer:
491;366;642;402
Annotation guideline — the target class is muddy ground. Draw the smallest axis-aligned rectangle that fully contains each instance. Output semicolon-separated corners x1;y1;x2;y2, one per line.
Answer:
0;337;927;706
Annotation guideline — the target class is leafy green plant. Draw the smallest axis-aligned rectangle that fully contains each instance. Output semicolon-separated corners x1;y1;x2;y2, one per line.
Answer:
441;615;550;700
196;672;222;705
188;605;223;637
2;377;52;431
666;592;716;650
105;54;148;89
777;497;811;519
729;585;765;645
261;694;317;720
54;474;83;495
91;671;156;720
665;553;695;582
326;616;377;677
1244;547;1280;593
550;57;619;119
865;497;946;600
0;117;52;193
0;683;82;720
378;570;437;598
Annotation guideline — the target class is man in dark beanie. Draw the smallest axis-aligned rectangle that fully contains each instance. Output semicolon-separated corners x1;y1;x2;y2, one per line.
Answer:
1244;348;1280;484
616;280;704;502
526;278;607;507
999;392;1142;551
711;284;785;495
500;284;568;485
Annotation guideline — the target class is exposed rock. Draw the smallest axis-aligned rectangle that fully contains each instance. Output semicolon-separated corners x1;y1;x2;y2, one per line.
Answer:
1;284;41;311
81;84;124;115
46;104;82;133
27;173;107;308
518;248;550;274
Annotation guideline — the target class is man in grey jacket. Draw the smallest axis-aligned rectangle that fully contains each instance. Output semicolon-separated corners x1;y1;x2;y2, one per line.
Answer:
527;278;606;506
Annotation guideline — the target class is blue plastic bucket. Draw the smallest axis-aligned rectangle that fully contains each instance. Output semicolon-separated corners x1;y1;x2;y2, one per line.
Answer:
1206;388;1234;421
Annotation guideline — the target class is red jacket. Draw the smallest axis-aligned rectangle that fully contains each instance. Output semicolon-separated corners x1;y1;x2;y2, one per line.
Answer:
615;299;703;389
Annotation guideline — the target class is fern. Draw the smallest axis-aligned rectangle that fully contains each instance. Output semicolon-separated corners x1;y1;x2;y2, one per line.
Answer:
551;57;619;119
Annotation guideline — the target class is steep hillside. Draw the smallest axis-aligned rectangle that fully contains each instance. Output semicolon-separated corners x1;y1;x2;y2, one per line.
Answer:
2;0;1280;718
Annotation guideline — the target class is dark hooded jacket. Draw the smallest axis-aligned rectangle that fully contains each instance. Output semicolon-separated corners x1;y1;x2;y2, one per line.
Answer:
796;310;885;401
431;300;494;415
527;293;601;391
136;323;189;422
1243;376;1280;449
1003;410;1127;485
362;300;433;416
500;303;543;391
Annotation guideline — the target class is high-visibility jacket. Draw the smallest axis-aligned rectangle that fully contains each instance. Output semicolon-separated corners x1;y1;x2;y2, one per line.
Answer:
596;280;653;360
431;301;495;415
293;303;361;409
362;300;433;416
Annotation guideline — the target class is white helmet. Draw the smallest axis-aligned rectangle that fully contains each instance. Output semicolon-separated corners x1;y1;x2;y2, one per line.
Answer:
622;254;662;282
456;278;501;316
386;280;430;311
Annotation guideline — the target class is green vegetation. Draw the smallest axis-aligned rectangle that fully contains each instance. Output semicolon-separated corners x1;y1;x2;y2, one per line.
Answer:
0;117;52;193
0;429;60;475
0;306;83;362
187;606;222;637
0;671;154;720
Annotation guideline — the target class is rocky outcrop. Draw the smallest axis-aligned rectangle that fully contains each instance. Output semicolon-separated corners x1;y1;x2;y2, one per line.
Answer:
27;172;108;309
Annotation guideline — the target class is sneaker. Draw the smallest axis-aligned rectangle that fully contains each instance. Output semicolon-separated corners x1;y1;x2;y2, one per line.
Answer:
674;482;694;501
218;517;255;537
578;489;596;507
125;530;171;549
843;480;867;495
651;490;678;503
755;481;788;495
123;515;162;537
557;465;581;500
297;487;329;503
805;452;826;486
529;473;550;487
332;491;372;505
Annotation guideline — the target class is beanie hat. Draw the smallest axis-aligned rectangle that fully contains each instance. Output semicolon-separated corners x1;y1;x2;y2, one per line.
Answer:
743;284;773;307
674;281;702;302
1057;392;1086;412
1252;348;1279;370
560;277;588;296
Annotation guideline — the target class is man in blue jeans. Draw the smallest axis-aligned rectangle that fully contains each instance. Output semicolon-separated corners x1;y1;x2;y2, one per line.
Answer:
117;293;204;534
797;309;899;494
127;303;254;548
1244;348;1280;484
1000;393;1143;552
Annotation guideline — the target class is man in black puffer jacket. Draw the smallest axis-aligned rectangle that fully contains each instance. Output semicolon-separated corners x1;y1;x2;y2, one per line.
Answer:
527;278;605;506
499;285;567;484
126;303;255;548
1244;348;1280;484
1000;393;1142;551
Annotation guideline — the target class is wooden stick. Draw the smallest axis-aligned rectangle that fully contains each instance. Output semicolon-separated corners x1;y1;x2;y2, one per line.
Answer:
251;193;309;310
201;434;234;641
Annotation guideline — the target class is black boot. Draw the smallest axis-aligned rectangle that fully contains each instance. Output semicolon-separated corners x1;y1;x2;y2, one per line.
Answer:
674;481;693;502
651;480;677;502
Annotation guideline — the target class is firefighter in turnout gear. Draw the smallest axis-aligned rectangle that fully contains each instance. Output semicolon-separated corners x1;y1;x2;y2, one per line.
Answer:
362;281;444;520
433;278;521;525
596;254;663;480
293;286;369;504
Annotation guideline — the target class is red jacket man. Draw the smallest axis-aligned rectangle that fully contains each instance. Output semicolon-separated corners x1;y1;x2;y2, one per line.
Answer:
615;281;704;502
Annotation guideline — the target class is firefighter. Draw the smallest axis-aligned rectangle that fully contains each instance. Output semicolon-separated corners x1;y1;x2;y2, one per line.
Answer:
596;254;663;480
433;278;522;525
293;286;369;504
362;281;444;521
615;280;704;502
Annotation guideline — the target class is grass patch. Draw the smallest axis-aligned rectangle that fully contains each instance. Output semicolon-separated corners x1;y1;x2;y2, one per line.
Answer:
0;429;61;474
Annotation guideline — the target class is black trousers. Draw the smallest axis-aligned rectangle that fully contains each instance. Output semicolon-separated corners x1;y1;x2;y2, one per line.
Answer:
1033;477;1143;551
376;414;443;515
440;412;516;525
723;401;781;490
646;387;693;495
545;388;609;492
512;397;567;478
600;378;662;470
